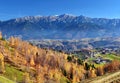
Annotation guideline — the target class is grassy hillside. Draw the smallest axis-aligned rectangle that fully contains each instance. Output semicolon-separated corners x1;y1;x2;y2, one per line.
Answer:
4;63;24;82
103;54;120;61
0;76;15;83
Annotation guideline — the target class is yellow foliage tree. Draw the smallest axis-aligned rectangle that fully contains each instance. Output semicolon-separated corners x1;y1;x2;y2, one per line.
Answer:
97;66;104;76
9;37;15;46
0;52;5;73
36;74;44;83
0;32;2;39
30;56;35;66
23;72;30;83
88;69;96;78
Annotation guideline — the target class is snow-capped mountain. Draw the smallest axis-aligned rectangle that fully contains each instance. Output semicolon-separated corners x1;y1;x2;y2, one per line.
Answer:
0;14;120;40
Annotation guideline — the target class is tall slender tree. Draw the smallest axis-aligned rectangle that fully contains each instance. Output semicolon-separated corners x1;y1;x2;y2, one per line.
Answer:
0;52;5;73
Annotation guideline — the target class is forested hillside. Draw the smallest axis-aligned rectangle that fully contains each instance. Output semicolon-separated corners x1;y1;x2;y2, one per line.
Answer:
0;32;120;83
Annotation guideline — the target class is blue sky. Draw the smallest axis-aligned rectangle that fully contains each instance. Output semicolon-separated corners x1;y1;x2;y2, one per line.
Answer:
0;0;120;20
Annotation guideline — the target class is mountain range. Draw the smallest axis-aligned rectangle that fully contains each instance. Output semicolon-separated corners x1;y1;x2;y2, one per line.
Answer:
0;14;120;40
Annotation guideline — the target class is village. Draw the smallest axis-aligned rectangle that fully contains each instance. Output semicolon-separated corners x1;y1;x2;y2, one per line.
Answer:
70;47;120;64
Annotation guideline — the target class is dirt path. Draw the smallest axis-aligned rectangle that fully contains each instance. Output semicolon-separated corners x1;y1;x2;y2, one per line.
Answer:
80;70;120;83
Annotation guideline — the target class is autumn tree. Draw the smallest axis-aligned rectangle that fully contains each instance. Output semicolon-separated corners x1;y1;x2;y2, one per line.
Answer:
9;37;15;46
104;60;120;72
23;72;30;83
0;52;5;73
88;69;96;78
36;73;44;83
0;32;2;39
96;66;104;76
0;32;5;41
30;56;35;66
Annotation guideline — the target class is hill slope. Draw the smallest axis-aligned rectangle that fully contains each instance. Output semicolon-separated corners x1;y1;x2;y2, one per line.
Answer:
0;34;87;83
0;33;120;83
81;70;120;83
0;76;15;83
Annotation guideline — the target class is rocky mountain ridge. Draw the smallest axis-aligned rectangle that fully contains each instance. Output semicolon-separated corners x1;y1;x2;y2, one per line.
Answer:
0;14;120;39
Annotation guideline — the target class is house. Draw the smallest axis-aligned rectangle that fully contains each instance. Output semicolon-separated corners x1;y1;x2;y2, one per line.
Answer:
93;57;111;64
